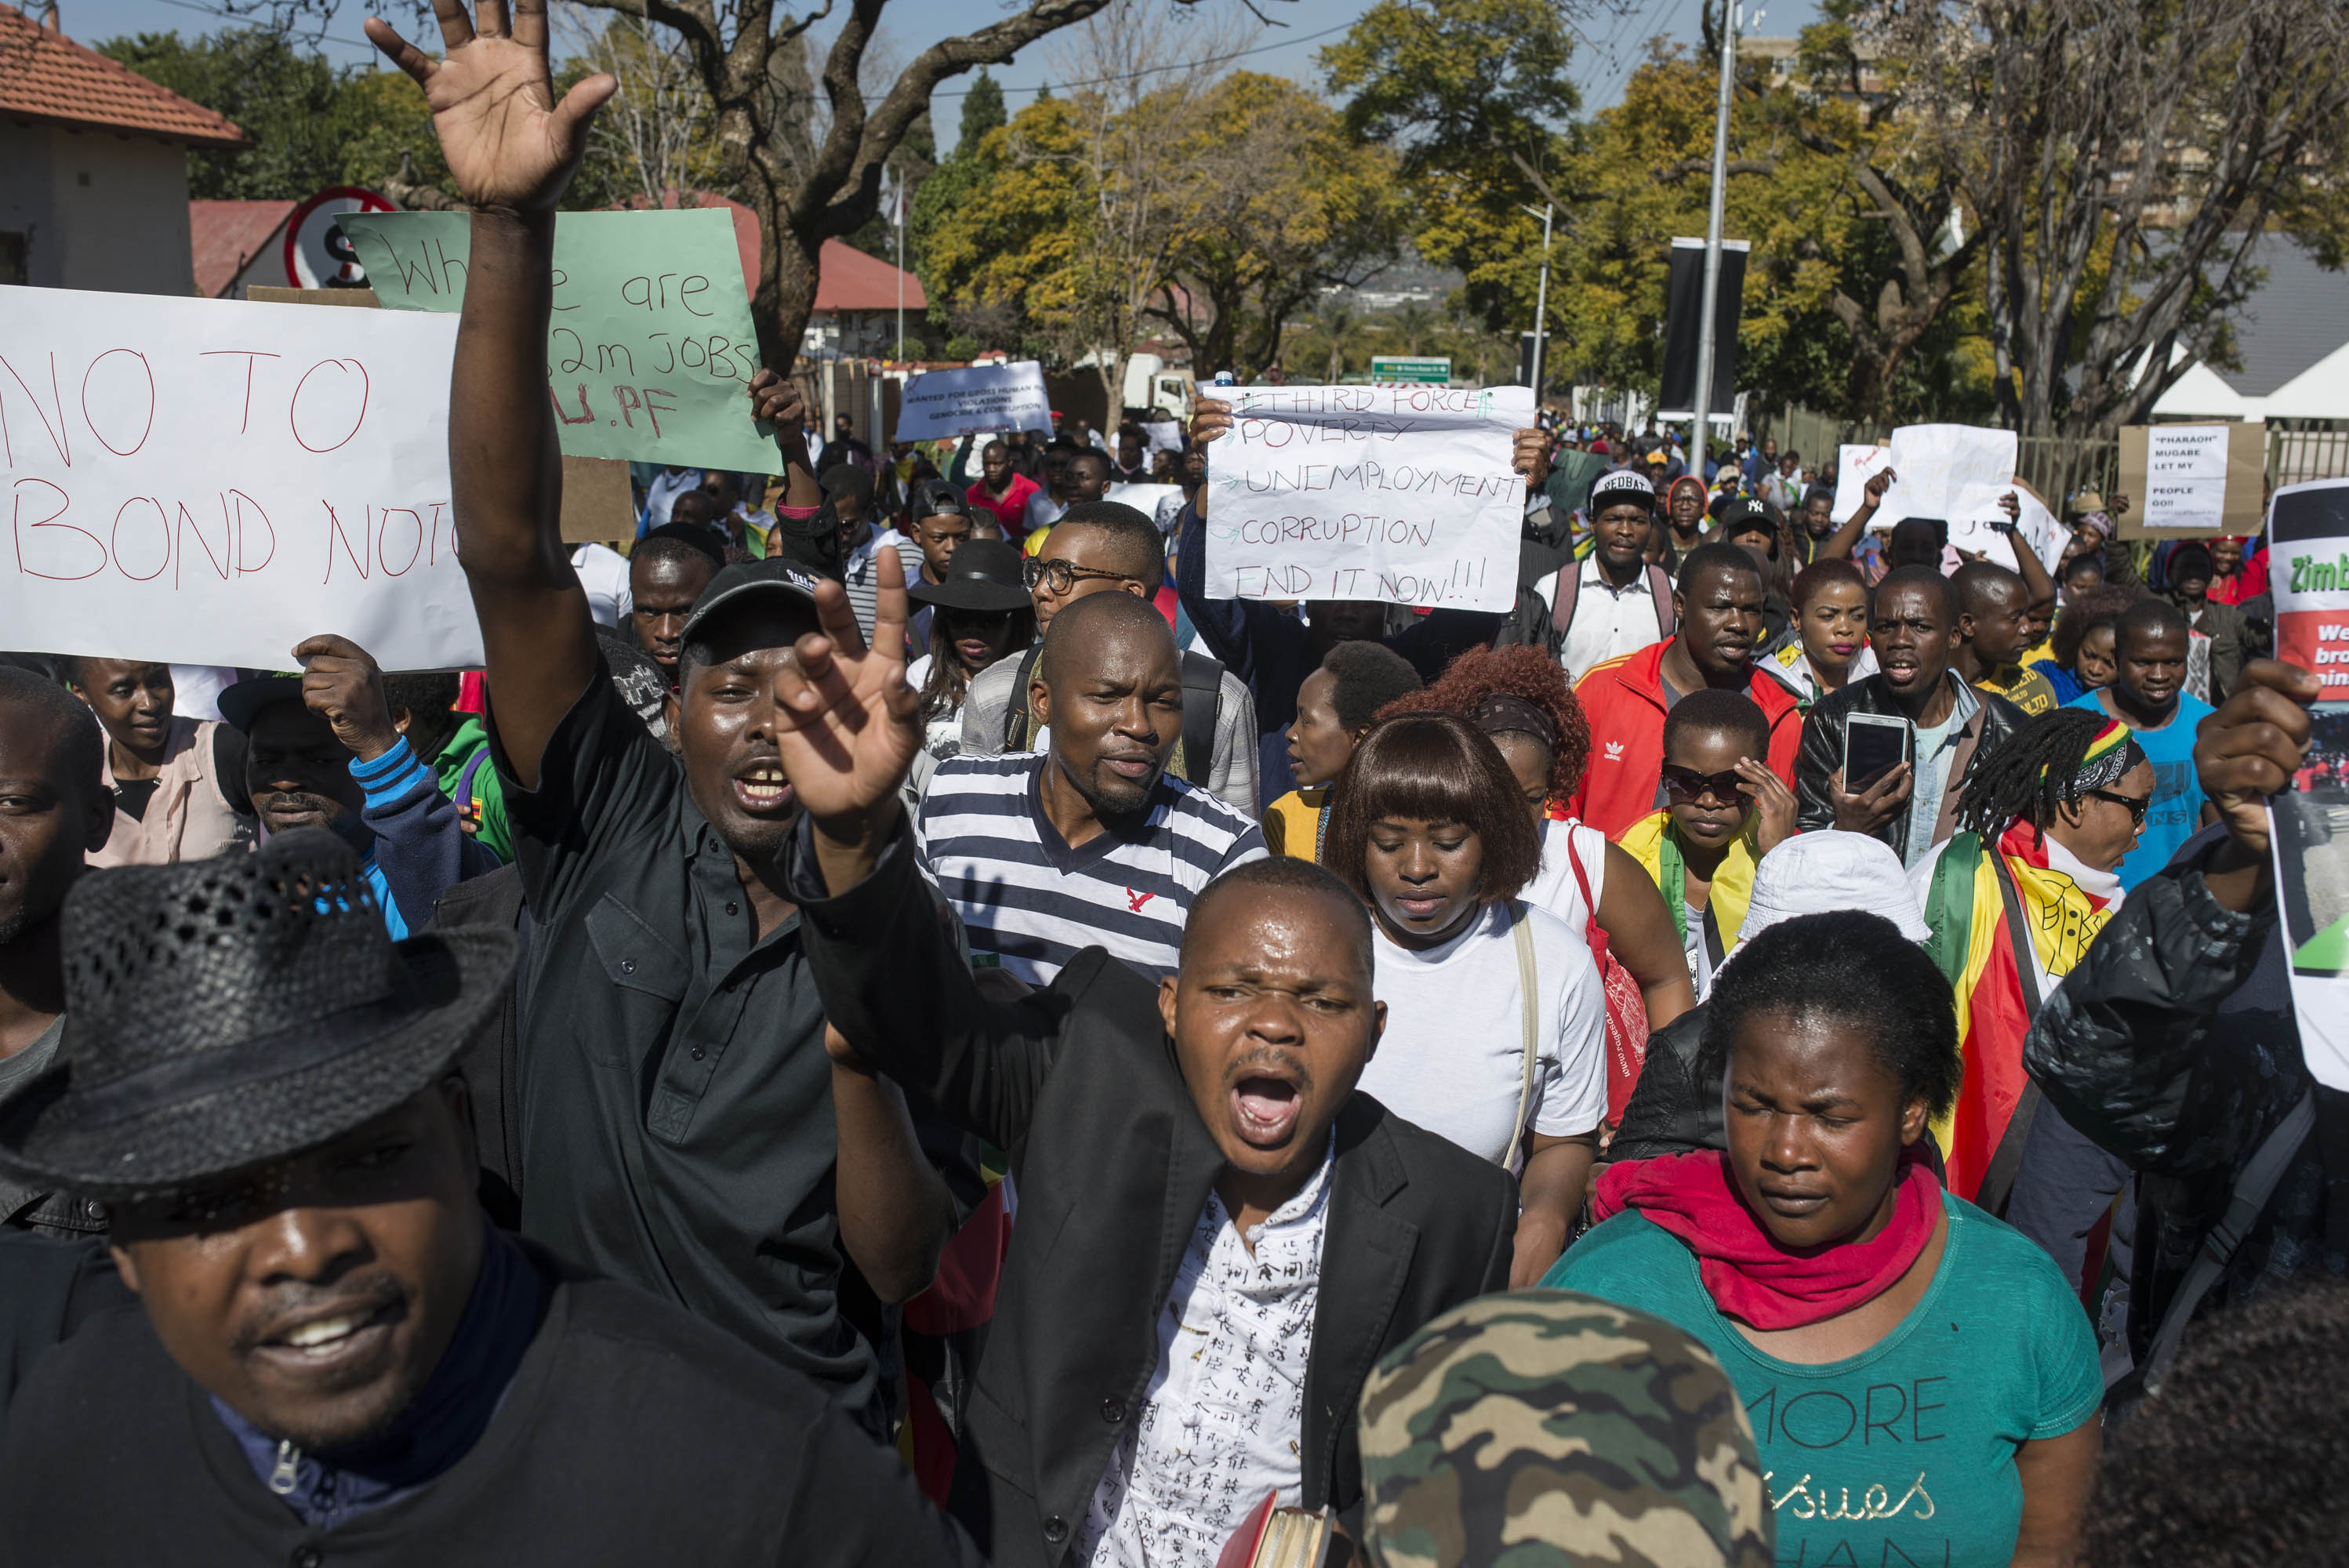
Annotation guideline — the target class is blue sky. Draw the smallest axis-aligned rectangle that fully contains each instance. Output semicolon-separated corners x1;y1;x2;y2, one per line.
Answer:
80;0;1817;146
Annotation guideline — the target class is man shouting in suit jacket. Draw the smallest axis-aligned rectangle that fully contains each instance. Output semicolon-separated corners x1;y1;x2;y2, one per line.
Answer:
772;554;1516;1566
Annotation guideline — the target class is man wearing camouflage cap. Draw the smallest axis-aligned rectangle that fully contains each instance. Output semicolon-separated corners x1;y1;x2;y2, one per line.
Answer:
1356;1290;1774;1568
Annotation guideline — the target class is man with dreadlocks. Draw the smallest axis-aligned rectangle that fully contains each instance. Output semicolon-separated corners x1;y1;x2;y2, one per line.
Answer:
1904;710;2154;1214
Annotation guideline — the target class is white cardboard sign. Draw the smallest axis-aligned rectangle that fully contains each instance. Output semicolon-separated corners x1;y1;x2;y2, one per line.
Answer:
2142;424;2231;533
1204;384;1533;612
893;361;1052;441
1829;443;1892;523
1950;483;2065;574
0;285;481;670
1832;426;2017;527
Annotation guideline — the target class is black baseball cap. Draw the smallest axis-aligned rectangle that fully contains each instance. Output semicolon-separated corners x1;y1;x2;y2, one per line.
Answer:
678;557;827;651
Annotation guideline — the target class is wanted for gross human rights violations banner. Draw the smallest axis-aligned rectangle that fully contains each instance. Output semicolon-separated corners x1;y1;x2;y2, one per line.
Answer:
1202;384;1535;614
2267;477;2349;1089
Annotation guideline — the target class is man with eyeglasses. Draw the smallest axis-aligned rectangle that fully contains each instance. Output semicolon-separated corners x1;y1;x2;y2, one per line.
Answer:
960;501;1261;815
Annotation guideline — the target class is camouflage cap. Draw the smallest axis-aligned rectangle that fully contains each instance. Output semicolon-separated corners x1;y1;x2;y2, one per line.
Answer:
1356;1290;1772;1568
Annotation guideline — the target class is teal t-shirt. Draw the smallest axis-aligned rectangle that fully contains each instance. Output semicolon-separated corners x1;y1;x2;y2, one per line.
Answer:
2060;689;2214;891
1545;1192;2102;1568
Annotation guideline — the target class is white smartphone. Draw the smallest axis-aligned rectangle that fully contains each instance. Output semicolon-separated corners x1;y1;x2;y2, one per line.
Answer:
1843;711;1913;793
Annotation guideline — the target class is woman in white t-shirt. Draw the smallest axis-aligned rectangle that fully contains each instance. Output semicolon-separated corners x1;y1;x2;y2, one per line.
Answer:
1405;645;1697;1044
1323;712;1610;1287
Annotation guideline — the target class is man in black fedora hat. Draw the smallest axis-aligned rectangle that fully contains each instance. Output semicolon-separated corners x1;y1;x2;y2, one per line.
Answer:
0;831;981;1566
361;0;968;1434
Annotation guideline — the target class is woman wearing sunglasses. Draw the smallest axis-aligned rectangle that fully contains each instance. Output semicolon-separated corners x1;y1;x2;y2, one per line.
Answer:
1619;688;1799;1000
1905;709;2151;1210
903;538;1037;803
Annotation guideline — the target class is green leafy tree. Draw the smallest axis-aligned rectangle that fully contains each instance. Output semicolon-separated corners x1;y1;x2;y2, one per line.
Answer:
957;70;1007;158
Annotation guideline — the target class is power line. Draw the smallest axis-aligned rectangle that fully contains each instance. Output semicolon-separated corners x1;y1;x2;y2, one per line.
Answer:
140;0;379;51
931;16;1355;98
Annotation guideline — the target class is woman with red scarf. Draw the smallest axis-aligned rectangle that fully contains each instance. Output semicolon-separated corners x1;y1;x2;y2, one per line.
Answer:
1547;912;2102;1568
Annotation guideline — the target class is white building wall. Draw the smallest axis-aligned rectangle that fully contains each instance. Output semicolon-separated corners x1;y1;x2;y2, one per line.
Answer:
0;123;195;296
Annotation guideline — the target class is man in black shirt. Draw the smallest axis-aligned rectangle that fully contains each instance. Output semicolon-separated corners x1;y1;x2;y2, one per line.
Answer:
365;0;964;1432
0;831;978;1566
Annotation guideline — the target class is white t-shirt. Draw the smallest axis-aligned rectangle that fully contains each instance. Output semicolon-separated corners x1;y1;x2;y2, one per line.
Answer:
1537;554;1671;681
570;543;633;630
1519;818;1609;935
1357;901;1609;1167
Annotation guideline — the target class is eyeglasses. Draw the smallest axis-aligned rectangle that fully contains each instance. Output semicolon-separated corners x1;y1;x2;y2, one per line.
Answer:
1661;764;1748;803
2086;788;2152;826
1022;557;1132;595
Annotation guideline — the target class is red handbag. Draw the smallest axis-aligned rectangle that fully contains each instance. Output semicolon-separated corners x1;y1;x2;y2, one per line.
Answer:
1564;830;1651;1123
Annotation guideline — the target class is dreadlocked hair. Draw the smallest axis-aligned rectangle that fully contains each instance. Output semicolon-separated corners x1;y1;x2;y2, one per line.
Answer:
1955;707;2119;836
1386;642;1593;804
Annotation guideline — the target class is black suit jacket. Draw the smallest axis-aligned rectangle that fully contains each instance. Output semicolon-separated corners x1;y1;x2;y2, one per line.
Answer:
794;827;1516;1566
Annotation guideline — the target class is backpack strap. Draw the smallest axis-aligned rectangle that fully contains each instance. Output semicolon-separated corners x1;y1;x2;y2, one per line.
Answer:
2137;1089;2318;1396
1503;902;1541;1173
1646;563;1678;638
1174;650;1224;789
454;745;490;836
1548;561;1582;639
1001;642;1047;753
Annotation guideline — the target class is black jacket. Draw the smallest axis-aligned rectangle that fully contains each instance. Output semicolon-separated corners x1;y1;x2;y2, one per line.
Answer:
0;1243;981;1567
2024;825;2349;1363
793;826;1516;1566
1795;673;2024;862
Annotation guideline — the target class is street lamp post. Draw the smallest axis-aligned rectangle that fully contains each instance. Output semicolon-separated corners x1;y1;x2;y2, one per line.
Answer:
1691;0;1744;467
1520;202;1555;401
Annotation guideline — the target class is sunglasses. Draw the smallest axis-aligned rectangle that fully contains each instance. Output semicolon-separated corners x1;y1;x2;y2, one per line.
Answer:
2086;787;2152;826
1661;764;1748;803
1022;557;1131;594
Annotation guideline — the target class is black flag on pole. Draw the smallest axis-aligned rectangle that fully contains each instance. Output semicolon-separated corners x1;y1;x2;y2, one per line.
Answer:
1659;237;1749;415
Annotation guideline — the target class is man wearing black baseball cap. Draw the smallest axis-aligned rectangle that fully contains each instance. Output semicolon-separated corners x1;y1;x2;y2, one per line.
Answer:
361;0;965;1436
0;833;979;1564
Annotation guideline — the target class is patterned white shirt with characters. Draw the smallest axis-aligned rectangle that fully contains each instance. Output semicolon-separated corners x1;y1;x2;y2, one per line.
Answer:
1080;1140;1334;1567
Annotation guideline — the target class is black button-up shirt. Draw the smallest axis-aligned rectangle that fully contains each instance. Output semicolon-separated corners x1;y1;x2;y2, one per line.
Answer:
500;666;878;1422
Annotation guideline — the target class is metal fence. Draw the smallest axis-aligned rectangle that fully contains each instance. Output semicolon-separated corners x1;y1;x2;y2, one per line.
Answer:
1753;407;2349;510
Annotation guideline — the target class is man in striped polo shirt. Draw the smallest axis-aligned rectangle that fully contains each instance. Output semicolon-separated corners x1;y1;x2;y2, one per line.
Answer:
917;591;1266;982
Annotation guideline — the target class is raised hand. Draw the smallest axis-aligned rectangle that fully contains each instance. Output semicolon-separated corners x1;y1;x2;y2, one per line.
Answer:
365;0;615;214
293;634;399;763
2195;659;2318;861
772;550;924;892
1512;427;1552;492
1737;757;1799;855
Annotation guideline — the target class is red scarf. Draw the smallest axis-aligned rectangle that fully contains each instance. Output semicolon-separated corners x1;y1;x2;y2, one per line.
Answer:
1593;1148;1941;1330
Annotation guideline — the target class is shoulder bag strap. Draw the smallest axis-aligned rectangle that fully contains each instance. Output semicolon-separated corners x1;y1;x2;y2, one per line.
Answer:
1503;902;1541;1173
1003;642;1046;753
2139;1089;2318;1395
1973;849;2049;1217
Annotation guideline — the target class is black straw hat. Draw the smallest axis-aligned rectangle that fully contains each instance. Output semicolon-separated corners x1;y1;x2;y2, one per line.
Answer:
0;830;514;1200
907;538;1032;614
217;673;306;734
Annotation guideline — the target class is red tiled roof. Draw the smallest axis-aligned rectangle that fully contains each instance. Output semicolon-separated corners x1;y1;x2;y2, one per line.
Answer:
623;188;925;311
0;4;247;148
190;198;296;296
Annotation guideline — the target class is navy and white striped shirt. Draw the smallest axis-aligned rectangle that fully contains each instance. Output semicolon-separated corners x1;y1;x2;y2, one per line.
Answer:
915;752;1268;983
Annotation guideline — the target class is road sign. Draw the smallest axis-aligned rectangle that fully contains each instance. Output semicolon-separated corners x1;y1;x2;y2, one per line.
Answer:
283;187;399;289
1370;356;1451;386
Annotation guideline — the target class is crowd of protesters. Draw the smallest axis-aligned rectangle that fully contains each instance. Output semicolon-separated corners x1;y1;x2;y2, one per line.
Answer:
0;8;2342;1566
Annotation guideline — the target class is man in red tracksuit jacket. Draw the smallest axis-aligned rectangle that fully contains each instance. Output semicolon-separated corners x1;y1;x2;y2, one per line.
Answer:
1567;543;1803;838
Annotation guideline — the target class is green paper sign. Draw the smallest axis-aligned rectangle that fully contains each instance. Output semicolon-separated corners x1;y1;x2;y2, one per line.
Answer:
339;208;782;472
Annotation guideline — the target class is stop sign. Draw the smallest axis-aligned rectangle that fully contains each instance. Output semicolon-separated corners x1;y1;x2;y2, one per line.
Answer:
282;187;400;289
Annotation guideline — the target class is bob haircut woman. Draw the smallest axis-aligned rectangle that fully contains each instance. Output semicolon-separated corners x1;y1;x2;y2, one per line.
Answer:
1321;713;1541;907
1324;711;1607;1287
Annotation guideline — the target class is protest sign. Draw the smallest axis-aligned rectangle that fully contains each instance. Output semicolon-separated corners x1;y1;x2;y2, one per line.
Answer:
1829;443;1893;523
2264;477;2349;1088
1949;479;2064;573
2115;421;2266;538
0;285;479;670
1202;384;1534;613
893;361;1052;441
1867;424;2018;527
339;208;779;474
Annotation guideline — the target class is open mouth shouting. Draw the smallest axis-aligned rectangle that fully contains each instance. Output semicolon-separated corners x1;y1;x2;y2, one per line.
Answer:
732;760;794;814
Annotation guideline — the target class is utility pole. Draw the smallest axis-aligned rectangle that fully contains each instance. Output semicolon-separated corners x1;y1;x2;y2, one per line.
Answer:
1692;0;1742;468
1520;203;1556;401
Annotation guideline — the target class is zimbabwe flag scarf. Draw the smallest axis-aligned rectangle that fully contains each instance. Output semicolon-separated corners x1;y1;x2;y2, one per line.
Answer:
1922;818;2119;1203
